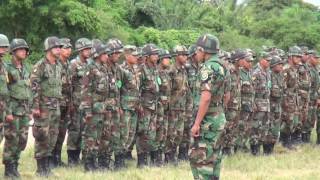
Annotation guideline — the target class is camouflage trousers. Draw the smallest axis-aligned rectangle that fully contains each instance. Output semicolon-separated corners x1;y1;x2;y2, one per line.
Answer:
281;103;298;136
189;112;226;180
235;111;252;149
222;109;239;149
0;100;6;144
122;109;138;152
107;109;121;155
33;106;60;159
82;112;103;159
156;102;169;151
3;115;29;164
297;97;309;133
53;105;70;156
165;109;185;154
269;103;282;143
249;111;271;145
67;103;84;151
136;108;157;154
302;100;317;134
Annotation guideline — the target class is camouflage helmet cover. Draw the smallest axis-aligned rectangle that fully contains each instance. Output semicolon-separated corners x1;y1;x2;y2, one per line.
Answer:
196;34;220;54
0;34;9;47
142;43;159;56
10;38;29;53
75;38;92;52
172;45;188;56
44;36;61;51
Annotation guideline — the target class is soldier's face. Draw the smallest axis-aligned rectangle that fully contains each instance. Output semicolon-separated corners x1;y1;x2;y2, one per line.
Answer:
99;53;109;63
176;54;187;65
81;48;91;59
260;59;270;69
60;47;72;60
14;48;28;60
194;49;205;62
110;52;121;63
292;56;301;65
149;54;159;64
50;47;61;58
0;47;8;57
309;56;319;66
161;58;171;67
273;64;283;73
302;54;308;63
126;54;138;64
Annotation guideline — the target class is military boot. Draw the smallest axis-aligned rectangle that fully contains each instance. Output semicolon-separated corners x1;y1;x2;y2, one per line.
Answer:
98;154;111;170
137;153;147;168
125;151;134;160
114;153;123;170
84;156;97;172
150;151;157;166
4;161;18;178
13;161;20;177
250;144;259;156
156;150;164;166
178;147;188;161
222;147;232;156
283;133;296;150
291;130;302;145
170;150;178;166
67;150;80;166
263;144;272;155
36;157;49;177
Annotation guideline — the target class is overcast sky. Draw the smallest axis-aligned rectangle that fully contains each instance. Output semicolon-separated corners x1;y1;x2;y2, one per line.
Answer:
304;0;320;6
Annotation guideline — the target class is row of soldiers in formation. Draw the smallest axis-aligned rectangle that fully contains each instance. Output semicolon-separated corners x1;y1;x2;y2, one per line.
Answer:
0;33;319;179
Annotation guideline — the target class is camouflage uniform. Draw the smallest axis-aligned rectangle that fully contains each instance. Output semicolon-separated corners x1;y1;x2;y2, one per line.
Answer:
189;34;227;180
250;60;271;155
269;56;285;149
2;38;30;178
0;34;10;145
80;43;112;171
31;36;62;176
52;38;73;167
136;44;160;167
67;38;92;165
281;46;301;149
165;45;189;164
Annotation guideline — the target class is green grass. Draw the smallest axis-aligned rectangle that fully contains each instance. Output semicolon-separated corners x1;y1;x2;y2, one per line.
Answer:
1;132;320;179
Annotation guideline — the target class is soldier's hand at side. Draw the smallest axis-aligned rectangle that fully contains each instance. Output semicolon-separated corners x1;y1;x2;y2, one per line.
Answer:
5;115;14;122
85;114;93;123
316;99;320;106
32;109;41;118
118;108;124;116
191;123;200;137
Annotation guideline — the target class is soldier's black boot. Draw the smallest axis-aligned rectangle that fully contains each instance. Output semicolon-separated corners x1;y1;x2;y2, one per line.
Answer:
156;150;164;166
4;161;17;178
13;161;20;177
263;144;272;155
222;147;232;156
283;133;296;150
121;153;126;168
48;155;56;170
170;150;178;166
114;153;123;170
84;156;97;172
137;153;147;168
150;151;157;166
67;150;80;166
303;132;311;143
36;157;49;177
125;151;134;160
98;154;111;170
292;130;302;145
178;147;188;161
250;144;259;156
164;152;170;164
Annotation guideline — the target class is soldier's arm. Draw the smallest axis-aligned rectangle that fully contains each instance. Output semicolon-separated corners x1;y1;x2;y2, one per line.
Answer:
30;62;43;111
80;67;93;117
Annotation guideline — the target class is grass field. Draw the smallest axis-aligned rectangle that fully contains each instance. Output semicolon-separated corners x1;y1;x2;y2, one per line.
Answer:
0;130;320;180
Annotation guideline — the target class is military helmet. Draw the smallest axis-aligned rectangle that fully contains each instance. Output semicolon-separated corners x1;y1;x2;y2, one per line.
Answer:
142;43;159;56
0;34;9;47
106;38;123;54
300;46;309;54
188;45;197;58
288;46;302;57
10;38;29;53
230;49;248;62
270;56;284;67
196;34;219;54
307;50;320;58
159;49;171;60
219;50;231;61
259;51;272;61
91;43;110;58
172;45;188;57
123;45;139;56
75;38;92;52
60;38;72;49
44;36;62;51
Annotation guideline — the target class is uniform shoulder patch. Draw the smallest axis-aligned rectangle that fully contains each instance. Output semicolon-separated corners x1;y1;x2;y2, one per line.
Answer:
200;65;213;81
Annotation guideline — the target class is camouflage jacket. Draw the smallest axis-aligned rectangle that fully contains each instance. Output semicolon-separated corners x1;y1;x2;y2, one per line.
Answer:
282;65;299;110
199;55;227;113
185;60;200;112
60;60;72;107
0;61;9;114
226;64;241;111
169;63;189;111
158;66;171;106
119;62;141;110
239;68;255;112
270;70;284;112
308;64;320;101
6;61;32;115
70;56;90;105
140;63;160;111
252;64;271;112
30;58;62;110
297;63;311;99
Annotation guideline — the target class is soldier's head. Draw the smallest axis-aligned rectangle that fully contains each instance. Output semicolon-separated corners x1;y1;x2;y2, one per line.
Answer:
288;46;302;65
307;50;320;66
10;38;29;61
231;49;249;68
188;45;199;62
75;38;92;60
172;45;188;66
195;34;219;61
44;36;62;59
60;38;72;61
259;52;272;70
142;43;159;65
159;49;171;67
0;34;9;59
123;45;139;65
270;56;284;73
219;50;231;62
300;46;309;63
91;43;110;64
137;47;146;65
106;38;123;63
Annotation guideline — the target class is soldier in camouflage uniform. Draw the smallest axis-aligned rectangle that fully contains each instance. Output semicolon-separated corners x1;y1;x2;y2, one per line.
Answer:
80;43;112;171
136;44;160;167
292;47;311;144
30;36;63;176
51;38;73;168
189;34;228;180
165;45;188;165
250;53;271;155
3;38;31;178
0;34;9;146
281;46;301;149
269;56;285;153
234;50;255;152
155;49;172;165
119;45;142;167
304;50;320;143
67;38;92;166
103;39;124;169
